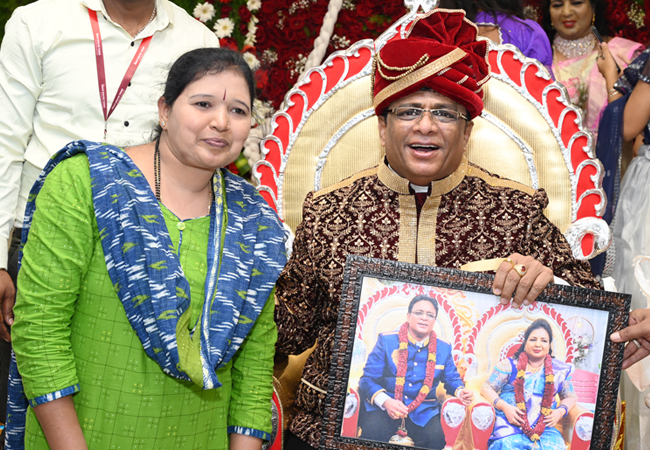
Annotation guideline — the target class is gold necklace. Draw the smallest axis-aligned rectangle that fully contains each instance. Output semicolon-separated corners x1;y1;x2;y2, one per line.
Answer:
527;363;543;374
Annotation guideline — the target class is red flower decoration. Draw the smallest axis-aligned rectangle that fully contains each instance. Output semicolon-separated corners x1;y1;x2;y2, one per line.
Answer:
514;353;555;442
393;322;437;414
219;38;238;50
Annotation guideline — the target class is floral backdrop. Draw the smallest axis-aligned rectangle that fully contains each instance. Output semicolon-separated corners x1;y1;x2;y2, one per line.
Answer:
0;0;648;175
0;0;648;109
183;0;650;113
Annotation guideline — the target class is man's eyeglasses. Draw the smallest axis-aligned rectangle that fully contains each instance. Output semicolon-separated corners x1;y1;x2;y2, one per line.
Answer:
411;310;436;320
387;106;469;124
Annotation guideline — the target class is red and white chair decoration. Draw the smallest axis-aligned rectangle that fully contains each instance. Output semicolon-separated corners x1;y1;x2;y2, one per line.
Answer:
253;9;609;260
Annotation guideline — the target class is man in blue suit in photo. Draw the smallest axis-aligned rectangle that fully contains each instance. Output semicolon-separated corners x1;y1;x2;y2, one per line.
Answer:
358;294;473;448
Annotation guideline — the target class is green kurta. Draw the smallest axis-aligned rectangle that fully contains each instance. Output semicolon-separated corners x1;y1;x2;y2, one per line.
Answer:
13;154;276;449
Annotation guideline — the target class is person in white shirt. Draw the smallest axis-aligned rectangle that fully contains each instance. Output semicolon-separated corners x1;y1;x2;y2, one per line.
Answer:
0;0;218;426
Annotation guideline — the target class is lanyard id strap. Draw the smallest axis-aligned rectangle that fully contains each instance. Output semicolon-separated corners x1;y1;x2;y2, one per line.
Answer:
88;9;153;138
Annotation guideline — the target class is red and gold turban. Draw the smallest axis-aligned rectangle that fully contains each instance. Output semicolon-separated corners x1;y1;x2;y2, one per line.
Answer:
373;9;490;119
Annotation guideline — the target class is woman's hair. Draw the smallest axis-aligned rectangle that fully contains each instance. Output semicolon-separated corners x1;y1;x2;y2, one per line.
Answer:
541;0;608;42
153;47;255;138
439;0;528;31
439;0;478;20
476;0;526;20
513;318;554;359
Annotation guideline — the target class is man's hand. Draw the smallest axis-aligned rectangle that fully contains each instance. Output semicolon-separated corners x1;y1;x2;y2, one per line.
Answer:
493;253;554;308
384;398;409;420
543;408;565;428
457;388;473;406
0;269;15;342
610;309;650;369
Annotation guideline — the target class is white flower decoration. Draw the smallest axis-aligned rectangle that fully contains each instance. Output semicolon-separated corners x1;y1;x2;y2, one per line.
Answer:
247;0;262;12
193;2;215;23
243;52;261;71
244;32;257;46
213;18;235;38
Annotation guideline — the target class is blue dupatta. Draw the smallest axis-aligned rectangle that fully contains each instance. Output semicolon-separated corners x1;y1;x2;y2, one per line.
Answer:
6;141;286;449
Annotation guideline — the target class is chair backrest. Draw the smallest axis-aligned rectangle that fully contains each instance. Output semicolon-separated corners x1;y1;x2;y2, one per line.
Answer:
462;302;573;392
572;368;600;405
253;10;610;260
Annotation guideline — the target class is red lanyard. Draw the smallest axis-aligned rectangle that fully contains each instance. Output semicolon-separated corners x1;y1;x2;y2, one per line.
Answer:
88;9;153;139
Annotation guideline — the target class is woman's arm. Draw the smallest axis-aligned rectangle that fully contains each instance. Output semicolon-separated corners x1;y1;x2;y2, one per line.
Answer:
623;79;650;141
481;384;525;426
228;290;277;444
597;42;623;103
13;155;95;447
32;397;87;450
543;396;577;428
229;434;263;450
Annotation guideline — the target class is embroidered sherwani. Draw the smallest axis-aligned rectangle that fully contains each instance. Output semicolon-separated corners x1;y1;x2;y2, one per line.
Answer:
275;157;599;447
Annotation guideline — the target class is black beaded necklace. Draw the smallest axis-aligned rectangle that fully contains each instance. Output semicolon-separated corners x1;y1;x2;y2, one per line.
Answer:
153;138;215;211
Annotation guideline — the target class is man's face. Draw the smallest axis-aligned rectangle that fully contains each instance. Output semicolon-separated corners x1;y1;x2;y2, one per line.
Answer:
378;89;473;185
406;300;437;341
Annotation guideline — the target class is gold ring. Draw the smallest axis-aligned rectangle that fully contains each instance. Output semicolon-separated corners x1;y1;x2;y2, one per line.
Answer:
633;339;643;349
513;264;527;277
504;258;515;268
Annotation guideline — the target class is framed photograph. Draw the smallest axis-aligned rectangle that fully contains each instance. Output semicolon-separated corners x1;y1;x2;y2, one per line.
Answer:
321;256;631;450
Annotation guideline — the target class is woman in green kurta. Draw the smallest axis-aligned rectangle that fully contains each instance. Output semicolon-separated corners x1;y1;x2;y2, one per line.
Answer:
9;48;286;450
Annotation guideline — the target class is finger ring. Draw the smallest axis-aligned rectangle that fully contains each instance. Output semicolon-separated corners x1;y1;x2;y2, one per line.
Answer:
504;258;515;268
513;264;527;277
633;338;642;349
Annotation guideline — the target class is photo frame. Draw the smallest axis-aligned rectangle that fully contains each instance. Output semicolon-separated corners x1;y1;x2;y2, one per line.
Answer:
321;255;631;450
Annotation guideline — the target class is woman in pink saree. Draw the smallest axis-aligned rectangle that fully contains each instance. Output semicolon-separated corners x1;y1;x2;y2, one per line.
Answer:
541;0;643;138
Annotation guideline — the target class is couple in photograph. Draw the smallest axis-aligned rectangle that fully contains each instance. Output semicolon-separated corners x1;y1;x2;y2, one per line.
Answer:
358;295;575;450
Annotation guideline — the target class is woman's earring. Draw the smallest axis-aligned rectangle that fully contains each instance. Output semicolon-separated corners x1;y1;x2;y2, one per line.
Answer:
592;14;595;26
160;120;166;128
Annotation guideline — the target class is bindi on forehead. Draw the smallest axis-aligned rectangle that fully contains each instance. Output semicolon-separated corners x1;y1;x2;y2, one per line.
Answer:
223;89;227;101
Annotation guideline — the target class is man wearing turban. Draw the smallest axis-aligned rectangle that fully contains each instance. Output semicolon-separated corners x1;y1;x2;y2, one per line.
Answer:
274;9;599;450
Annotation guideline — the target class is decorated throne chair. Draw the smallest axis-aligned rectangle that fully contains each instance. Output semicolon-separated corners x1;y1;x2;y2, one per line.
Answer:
254;4;612;450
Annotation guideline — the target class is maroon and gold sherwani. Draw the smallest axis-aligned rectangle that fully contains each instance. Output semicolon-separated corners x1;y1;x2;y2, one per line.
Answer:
275;157;599;447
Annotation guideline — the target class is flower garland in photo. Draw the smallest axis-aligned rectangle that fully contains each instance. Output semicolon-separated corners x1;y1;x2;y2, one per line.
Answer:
514;353;555;442
394;322;437;415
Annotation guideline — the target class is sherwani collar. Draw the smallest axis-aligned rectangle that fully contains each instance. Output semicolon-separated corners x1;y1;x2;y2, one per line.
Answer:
377;156;469;196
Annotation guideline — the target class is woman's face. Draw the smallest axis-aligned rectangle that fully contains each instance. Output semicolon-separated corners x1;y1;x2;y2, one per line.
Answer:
158;70;252;172
549;0;595;41
524;328;551;362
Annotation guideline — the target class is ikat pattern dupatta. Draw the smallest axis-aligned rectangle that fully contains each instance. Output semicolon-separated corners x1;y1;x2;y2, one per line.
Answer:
6;141;286;449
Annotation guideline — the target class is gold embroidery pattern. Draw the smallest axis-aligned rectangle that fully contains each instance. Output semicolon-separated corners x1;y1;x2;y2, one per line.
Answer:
418;196;441;266
373;48;468;110
398;194;417;263
376;53;431;81
275;162;599;448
